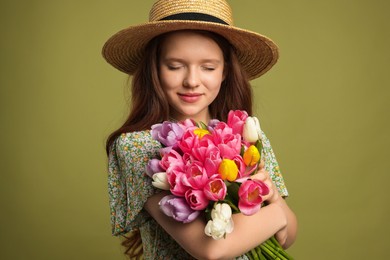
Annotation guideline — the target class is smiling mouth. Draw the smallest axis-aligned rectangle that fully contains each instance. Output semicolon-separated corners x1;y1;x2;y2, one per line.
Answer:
178;93;202;103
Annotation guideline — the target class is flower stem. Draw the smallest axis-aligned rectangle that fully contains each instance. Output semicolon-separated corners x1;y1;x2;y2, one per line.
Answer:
246;237;294;260
268;237;294;259
260;243;280;259
255;246;266;260
251;248;260;260
262;242;285;260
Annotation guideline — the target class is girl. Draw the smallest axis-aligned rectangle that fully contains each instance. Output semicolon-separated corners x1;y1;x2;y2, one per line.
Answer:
104;0;297;259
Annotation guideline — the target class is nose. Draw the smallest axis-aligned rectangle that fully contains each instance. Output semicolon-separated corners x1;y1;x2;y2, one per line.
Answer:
183;68;200;88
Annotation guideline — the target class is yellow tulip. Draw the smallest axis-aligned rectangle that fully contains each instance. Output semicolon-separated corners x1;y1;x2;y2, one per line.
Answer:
193;128;210;139
243;145;260;166
218;159;238;181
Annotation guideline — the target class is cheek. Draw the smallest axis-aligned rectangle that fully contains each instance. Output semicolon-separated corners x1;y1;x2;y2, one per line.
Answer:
160;71;181;90
212;86;222;98
206;74;224;92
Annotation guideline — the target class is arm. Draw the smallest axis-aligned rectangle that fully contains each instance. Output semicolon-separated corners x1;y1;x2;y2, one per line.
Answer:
251;162;298;249
145;191;288;260
273;196;297;249
258;131;298;249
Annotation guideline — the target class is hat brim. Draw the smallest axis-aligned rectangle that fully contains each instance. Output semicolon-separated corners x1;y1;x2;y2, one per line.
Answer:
102;20;279;80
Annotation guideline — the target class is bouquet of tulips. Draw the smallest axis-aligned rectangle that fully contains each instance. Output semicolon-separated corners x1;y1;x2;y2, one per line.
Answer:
146;110;293;260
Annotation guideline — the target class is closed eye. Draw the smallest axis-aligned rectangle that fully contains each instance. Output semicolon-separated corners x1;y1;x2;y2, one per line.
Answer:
167;65;182;70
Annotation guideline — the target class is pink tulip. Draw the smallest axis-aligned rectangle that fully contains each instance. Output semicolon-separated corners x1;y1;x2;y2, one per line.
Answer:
232;155;250;179
211;124;242;156
204;178;227;201
238;180;269;215
221;133;242;154
218;143;239;160
178;118;197;129
185;189;209;210
198;133;217;148
182;161;209;190
203;148;222;177
178;127;199;154
227;110;248;135
160;149;184;173
167;169;189;197
230;154;257;181
191;142;220;167
211;122;233;144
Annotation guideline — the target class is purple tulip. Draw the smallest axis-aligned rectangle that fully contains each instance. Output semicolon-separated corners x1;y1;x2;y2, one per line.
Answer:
207;119;220;130
151;121;184;147
145;158;164;177
159;195;200;223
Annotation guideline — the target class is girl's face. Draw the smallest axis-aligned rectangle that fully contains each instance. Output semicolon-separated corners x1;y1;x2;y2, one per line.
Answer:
159;31;225;123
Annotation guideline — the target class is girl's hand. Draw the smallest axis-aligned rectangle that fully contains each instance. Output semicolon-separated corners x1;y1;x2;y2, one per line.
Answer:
251;160;281;204
250;160;289;245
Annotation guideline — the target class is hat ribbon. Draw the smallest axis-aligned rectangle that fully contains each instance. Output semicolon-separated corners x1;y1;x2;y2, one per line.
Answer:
159;12;228;25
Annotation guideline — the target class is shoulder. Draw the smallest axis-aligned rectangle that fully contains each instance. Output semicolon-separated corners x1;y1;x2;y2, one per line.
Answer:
115;130;160;153
111;130;162;167
259;130;272;148
259;130;289;197
259;130;278;166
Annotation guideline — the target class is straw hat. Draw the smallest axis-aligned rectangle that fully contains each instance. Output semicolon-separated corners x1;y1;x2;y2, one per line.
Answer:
102;0;279;80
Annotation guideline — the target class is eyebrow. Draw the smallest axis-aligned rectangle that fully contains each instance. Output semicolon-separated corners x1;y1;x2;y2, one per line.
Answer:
162;57;223;64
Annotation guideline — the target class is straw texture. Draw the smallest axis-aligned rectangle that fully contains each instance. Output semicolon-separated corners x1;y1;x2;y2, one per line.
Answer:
150;0;233;24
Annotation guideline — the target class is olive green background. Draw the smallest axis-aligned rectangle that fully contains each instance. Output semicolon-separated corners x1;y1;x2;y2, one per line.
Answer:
1;0;389;259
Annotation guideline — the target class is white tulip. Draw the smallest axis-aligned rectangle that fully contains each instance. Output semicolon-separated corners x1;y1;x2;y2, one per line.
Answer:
242;116;262;143
204;203;234;240
152;172;170;190
211;203;232;221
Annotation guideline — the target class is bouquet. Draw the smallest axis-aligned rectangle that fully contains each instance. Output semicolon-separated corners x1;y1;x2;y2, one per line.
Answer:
146;110;293;260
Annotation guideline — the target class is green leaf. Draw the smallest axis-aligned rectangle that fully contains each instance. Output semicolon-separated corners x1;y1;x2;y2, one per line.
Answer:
199;121;208;130
240;144;246;156
255;139;263;158
225;181;240;206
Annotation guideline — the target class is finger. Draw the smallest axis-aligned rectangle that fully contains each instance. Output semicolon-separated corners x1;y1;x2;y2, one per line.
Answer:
262;188;273;200
258;159;265;170
251;170;268;181
275;228;288;246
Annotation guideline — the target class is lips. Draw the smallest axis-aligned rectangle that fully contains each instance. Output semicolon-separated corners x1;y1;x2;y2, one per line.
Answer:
178;93;202;103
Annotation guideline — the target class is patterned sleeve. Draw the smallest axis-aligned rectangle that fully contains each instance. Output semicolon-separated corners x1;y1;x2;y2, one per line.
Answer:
260;131;289;197
108;131;161;236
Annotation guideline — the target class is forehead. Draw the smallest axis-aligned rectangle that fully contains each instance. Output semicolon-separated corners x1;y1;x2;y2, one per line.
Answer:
159;30;224;58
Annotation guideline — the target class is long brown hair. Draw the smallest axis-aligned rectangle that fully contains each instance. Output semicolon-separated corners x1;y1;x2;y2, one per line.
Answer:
106;30;253;258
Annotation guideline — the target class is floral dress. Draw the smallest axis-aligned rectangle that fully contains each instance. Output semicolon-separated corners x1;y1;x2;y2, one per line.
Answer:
108;130;289;259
